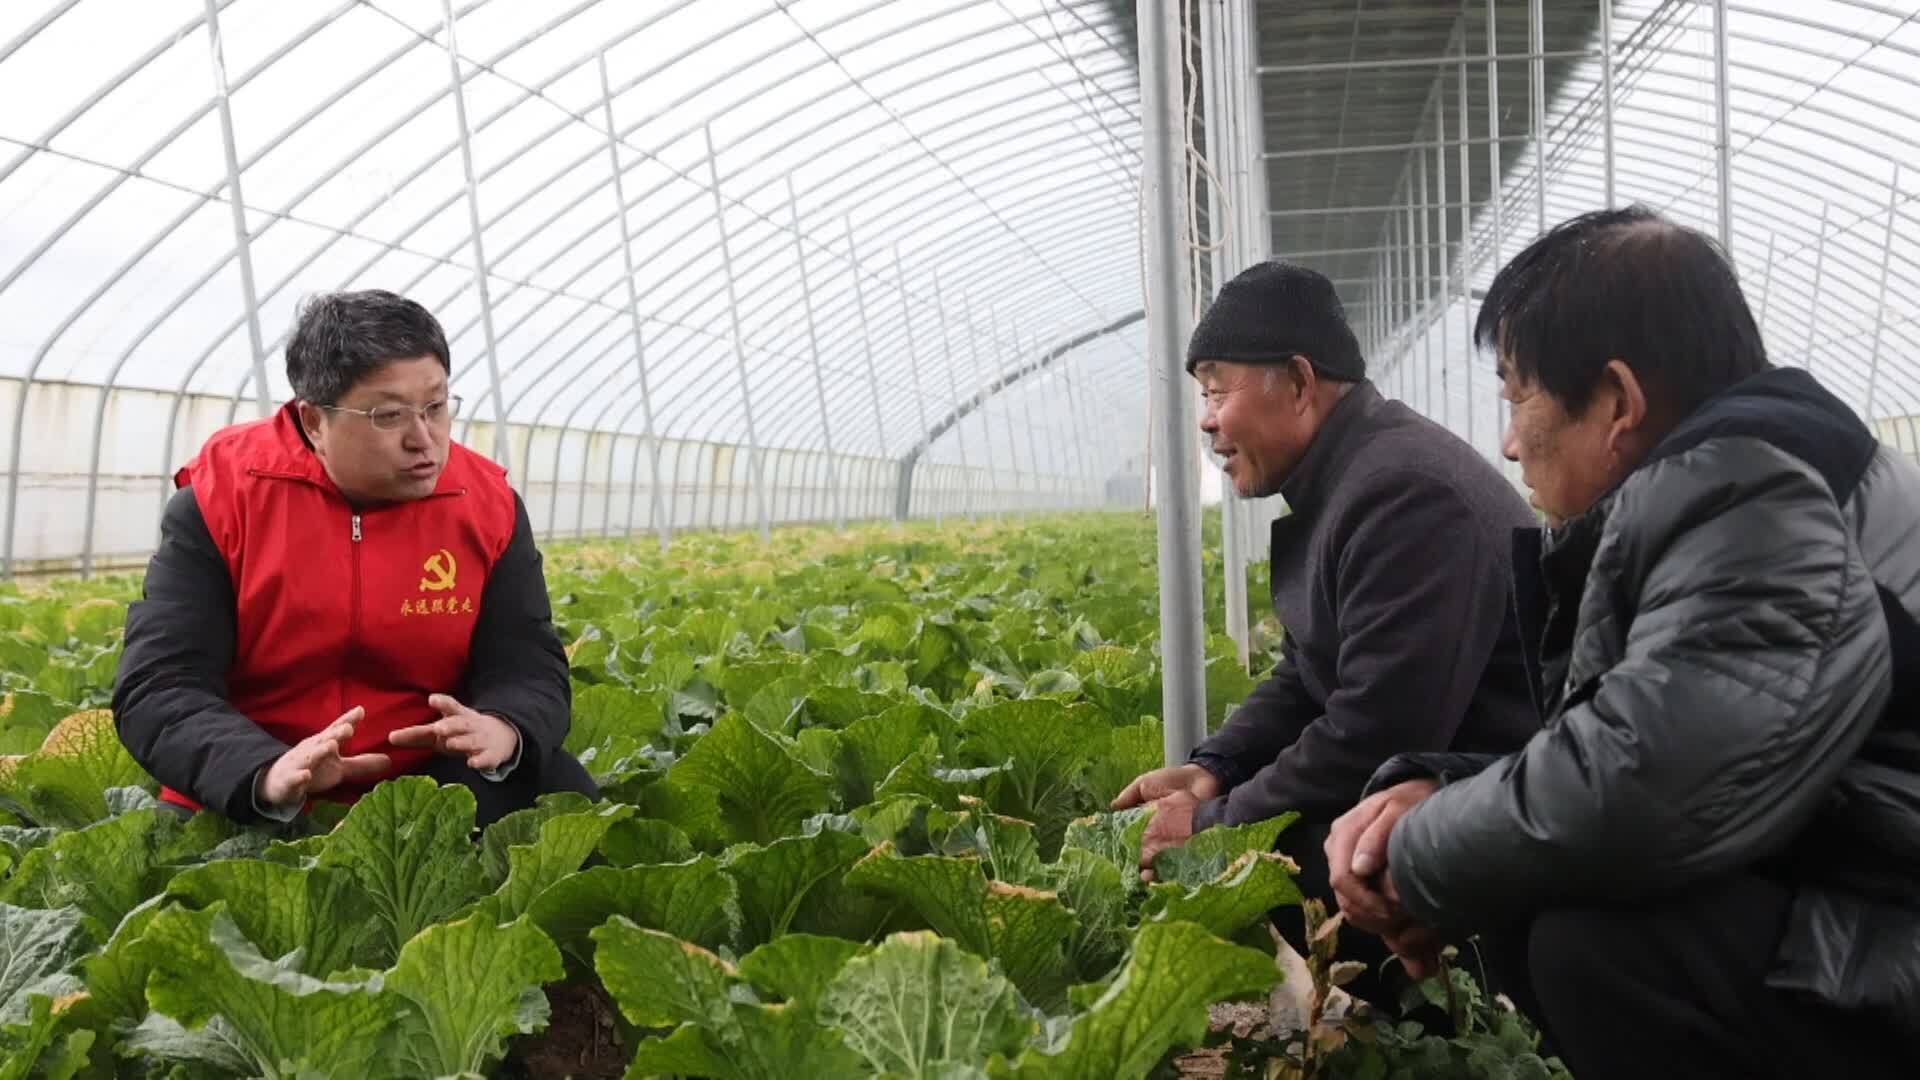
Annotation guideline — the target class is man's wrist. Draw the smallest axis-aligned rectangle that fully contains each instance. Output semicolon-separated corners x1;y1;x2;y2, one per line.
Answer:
251;766;301;822
1188;754;1239;792
477;713;524;782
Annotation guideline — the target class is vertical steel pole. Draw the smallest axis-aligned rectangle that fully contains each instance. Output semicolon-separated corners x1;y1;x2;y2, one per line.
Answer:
573;425;594;537
1601;0;1616;207
1434;111;1450;432
1068;371;1094;507
990;304;1040;515
787;180;843;530
1757;230;1778;329
1238;0;1270;264
1404;194;1419;410
1712;0;1735;254
930;272;977;524
603;429;619;538
893;246;936;523
1033;334;1069;511
442;0;511;472
1391;187;1403;386
1458;52;1474;453
205;0;269;420
1142;0;1208;761
844;220;894;519
599;53;667;551
1806;201;1830;376
1417;142;1433;416
703;125;770;543
1866;168;1901;421
1486;0;1508;459
1375;263;1388;395
1203;0;1249;668
1031;332;1064;511
1530;0;1545;234
958;292;1003;521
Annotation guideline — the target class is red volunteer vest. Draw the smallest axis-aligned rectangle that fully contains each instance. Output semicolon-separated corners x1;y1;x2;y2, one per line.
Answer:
161;403;518;811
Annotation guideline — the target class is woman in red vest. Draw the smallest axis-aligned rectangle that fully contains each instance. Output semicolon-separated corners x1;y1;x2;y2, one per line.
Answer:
113;289;596;828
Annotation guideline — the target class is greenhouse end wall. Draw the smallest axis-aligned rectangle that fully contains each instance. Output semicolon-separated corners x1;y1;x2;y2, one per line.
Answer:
0;377;1114;576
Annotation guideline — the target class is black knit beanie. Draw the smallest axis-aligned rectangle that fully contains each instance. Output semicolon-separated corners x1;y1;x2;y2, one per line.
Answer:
1185;260;1367;381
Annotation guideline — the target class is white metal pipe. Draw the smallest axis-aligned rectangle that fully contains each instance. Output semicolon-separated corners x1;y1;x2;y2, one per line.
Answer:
441;0;511;472
931;272;977;524
787;180;843;531
599;52;668;551
1531;0;1546;233
1203;0;1249;667
1865;167;1901;420
1458;52;1474;453
1713;0;1736;253
703;126;771;543
1140;0;1208;763
1256;47;1591;76
893;246;937;523
958;292;1005;521
1418;141;1434;416
1261;133;1529;160
1757;229;1778;331
1601;0;1616;206
1487;0;1508;460
843;218;895;518
1806;200;1830;376
1435;108;1451;432
205;0;270;421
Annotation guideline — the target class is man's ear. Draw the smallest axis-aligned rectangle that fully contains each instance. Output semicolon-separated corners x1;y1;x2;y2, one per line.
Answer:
1600;358;1650;454
1288;355;1317;412
294;400;326;444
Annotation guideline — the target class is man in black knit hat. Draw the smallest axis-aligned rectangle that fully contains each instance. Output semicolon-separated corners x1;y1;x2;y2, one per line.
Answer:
1113;260;1540;1004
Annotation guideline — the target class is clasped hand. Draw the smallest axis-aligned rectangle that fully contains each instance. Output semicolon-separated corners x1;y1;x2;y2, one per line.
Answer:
1325;778;1443;978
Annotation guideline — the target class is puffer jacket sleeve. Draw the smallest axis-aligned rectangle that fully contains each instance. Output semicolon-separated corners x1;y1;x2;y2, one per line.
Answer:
1388;441;1893;931
1366;751;1504;791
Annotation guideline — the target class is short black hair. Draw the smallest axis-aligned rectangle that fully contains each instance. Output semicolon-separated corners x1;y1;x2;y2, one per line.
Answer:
1475;204;1769;422
285;290;451;406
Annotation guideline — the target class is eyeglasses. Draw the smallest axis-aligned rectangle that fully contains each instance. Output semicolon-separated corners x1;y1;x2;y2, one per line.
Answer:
318;395;462;431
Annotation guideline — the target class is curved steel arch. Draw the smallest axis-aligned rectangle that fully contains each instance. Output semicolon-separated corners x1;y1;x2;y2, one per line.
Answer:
406;36;1139;445
445;129;1140;460
7;0;1159;572
1350;0;1920;456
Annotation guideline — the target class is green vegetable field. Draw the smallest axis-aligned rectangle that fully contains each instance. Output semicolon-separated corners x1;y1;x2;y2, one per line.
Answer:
0;514;1561;1079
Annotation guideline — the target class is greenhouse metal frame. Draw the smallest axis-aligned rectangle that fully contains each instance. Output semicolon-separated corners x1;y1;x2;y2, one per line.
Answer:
6;0;1920;756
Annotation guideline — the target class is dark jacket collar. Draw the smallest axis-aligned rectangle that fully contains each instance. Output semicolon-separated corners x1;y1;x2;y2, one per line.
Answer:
1645;365;1877;503
1278;379;1382;516
1530;366;1874;560
1511;365;1878;720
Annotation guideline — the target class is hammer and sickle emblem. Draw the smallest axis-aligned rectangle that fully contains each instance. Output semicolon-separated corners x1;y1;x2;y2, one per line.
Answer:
420;549;457;592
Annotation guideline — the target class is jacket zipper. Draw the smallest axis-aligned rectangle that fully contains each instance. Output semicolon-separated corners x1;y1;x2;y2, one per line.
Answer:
344;512;362;716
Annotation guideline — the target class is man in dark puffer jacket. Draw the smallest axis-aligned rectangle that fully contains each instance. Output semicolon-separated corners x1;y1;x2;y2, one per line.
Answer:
1325;206;1920;1078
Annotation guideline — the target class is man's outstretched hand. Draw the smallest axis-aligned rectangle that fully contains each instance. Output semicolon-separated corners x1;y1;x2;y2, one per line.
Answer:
1112;762;1221;809
1115;764;1223;883
256;705;392;808
388;694;519;771
1137;790;1205;882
